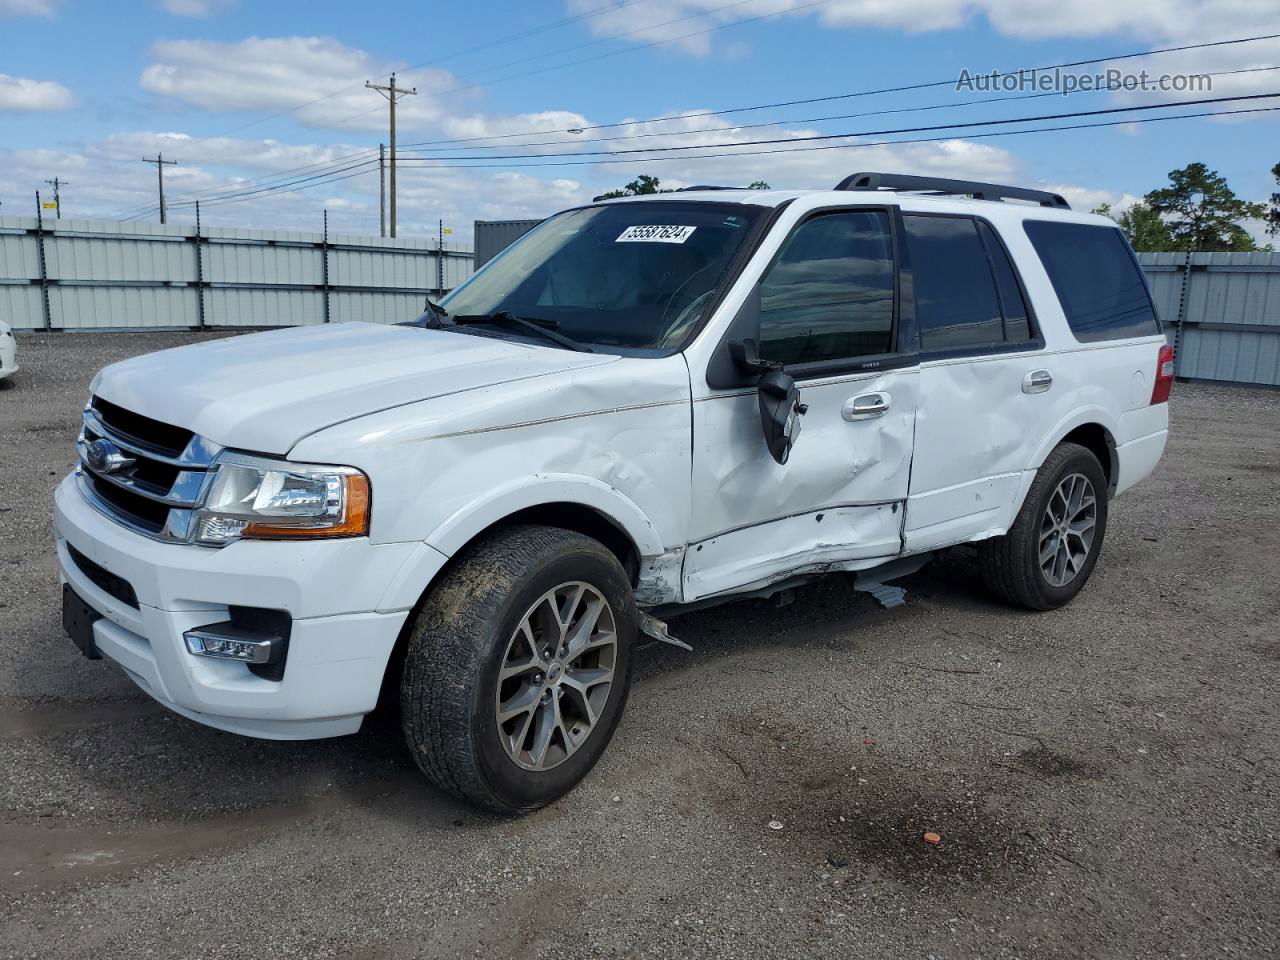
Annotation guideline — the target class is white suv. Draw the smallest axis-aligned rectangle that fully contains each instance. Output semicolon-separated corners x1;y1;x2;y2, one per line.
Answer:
55;173;1171;812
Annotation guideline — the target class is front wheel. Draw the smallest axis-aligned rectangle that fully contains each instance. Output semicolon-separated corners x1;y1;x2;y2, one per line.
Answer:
978;442;1109;610
400;525;637;814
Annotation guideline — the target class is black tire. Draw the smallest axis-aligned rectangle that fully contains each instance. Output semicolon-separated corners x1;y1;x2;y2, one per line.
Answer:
400;525;637;814
978;442;1109;611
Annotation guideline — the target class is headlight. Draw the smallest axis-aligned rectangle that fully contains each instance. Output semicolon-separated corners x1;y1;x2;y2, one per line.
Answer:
194;453;370;545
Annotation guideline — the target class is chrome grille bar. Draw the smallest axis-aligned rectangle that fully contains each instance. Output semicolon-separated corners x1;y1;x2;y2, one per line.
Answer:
82;407;221;469
76;397;221;544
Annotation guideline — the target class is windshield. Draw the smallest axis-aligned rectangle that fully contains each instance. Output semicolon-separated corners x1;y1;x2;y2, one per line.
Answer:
442;201;766;351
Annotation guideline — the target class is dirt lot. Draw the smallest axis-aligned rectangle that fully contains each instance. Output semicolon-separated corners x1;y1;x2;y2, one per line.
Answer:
1;331;1277;960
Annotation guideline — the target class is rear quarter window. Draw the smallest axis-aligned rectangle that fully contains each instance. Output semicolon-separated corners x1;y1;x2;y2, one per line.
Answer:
1022;221;1159;343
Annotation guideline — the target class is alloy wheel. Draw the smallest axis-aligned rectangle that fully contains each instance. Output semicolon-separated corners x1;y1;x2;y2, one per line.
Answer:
494;581;617;771
1039;472;1097;587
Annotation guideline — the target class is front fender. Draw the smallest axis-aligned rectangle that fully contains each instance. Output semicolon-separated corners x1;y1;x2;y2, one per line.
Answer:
424;473;668;559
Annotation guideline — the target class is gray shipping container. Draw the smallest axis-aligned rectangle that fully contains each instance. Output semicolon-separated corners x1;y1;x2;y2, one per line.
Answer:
473;219;542;270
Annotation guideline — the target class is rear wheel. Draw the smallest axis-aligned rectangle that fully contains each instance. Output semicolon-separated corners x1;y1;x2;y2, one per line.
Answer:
978;442;1108;610
400;525;636;814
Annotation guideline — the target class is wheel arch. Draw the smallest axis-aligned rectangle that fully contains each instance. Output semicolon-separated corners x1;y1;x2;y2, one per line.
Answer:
1027;408;1119;496
370;479;662;719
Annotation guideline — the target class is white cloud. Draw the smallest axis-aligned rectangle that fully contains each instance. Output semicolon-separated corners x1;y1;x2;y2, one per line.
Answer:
1039;183;1143;213
0;73;74;111
569;0;1280;46
159;0;236;16
139;36;468;133
0;0;57;16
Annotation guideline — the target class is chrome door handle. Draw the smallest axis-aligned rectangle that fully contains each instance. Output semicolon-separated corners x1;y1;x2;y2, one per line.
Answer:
842;392;891;421
1022;370;1053;394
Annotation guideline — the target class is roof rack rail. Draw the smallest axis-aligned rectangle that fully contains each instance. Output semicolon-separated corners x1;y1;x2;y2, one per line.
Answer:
593;184;754;201
834;172;1070;209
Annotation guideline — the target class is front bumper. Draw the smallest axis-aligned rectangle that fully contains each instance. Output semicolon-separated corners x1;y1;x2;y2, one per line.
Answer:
53;474;447;739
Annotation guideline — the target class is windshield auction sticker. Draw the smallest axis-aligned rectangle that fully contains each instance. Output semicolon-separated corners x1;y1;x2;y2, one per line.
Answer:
616;225;697;243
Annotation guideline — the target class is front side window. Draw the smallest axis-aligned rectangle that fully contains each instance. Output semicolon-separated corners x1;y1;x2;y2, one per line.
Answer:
757;210;896;365
441;201;765;350
1023;220;1159;342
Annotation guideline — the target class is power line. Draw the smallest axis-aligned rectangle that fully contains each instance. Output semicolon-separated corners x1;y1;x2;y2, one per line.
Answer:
172;166;378;211
181;0;658;141
106;29;1280;222
106;147;381;219
320;0;837;132
163;158;380;209
401;64;1280;154
107;2;768;217
384;91;1280;163
401;30;1280;148
139;101;1280;215
391;104;1280;172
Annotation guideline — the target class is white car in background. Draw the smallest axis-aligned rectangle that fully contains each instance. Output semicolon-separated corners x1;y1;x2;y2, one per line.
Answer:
0;320;18;385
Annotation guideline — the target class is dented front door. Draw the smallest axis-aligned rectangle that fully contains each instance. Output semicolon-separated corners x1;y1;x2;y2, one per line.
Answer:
683;207;919;603
684;368;918;601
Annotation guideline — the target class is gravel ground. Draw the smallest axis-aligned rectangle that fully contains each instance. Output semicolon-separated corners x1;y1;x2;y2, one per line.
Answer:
1;331;1277;960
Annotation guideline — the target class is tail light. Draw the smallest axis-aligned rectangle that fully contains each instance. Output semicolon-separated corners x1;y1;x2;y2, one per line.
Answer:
1151;344;1175;404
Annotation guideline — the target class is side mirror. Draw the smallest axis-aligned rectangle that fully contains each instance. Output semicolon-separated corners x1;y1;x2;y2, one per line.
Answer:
729;338;808;465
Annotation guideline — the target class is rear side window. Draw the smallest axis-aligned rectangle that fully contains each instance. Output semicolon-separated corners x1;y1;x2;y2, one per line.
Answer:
758;210;895;365
904;215;1026;352
1023;221;1159;342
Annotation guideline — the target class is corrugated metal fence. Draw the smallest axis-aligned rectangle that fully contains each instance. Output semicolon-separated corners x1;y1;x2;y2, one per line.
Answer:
5;215;1277;387
1138;251;1280;387
0;215;473;330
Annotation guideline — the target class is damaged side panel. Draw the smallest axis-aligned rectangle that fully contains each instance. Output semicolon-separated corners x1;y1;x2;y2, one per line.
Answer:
684;366;920;603
682;503;902;602
635;547;685;607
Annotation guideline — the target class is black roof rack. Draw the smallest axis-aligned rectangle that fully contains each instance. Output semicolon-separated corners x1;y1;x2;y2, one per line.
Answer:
834;172;1070;209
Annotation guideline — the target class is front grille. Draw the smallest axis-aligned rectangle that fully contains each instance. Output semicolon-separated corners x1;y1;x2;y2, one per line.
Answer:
86;472;169;532
91;396;194;458
77;396;221;543
67;544;139;608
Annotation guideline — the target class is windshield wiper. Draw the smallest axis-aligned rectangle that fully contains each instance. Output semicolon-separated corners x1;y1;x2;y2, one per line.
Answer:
452;311;594;353
399;298;453;329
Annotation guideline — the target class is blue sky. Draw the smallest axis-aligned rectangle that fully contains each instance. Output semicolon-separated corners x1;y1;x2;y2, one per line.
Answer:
2;0;1278;241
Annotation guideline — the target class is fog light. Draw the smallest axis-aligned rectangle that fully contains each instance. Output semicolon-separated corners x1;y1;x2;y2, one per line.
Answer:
184;622;281;664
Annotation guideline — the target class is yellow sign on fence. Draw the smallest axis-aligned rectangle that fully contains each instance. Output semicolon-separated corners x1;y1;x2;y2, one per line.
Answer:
42;202;57;210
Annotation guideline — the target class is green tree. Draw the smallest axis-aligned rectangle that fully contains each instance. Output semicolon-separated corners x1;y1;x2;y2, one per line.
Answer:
1267;161;1279;237
1145;162;1265;252
747;180;771;190
596;174;669;199
596;175;770;198
1092;201;1178;251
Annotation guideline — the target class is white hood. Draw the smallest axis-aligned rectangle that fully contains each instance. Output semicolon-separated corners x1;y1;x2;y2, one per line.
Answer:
90;322;616;454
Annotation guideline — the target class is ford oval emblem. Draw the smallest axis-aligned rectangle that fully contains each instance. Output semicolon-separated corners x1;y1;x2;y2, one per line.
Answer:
85;438;135;475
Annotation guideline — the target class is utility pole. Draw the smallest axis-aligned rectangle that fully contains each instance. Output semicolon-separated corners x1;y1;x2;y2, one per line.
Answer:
365;74;416;238
378;143;386;238
141;153;178;224
43;178;66;219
